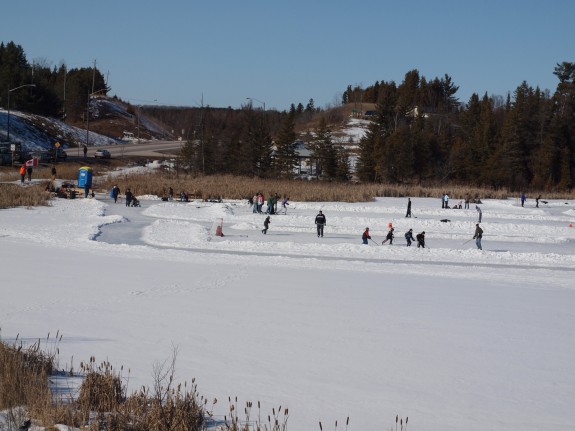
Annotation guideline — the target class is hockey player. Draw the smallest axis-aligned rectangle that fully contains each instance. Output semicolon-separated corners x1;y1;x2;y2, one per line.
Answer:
404;229;415;246
262;216;271;234
416;231;426;248
362;227;371;244
315;210;326;237
382;227;394;245
473;223;483;250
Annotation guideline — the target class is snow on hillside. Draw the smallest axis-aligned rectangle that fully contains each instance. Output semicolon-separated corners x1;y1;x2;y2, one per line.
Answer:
0;109;119;152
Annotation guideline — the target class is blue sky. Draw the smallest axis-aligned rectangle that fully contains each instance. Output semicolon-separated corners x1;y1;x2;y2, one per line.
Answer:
3;0;573;111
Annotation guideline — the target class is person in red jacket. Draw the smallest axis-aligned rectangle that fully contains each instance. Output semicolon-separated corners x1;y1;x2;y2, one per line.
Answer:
362;227;371;244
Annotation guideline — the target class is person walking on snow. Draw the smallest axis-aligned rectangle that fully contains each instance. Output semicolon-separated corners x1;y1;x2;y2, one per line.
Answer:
406;198;412;217
111;185;120;203
476;205;482;223
362;227;371;245
536;194;542;208
404;229;415;246
416;231;426;248
262;215;271;234
315;210;326;237
125;188;133;207
26;165;33;182
473;223;483;250
521;192;526;207
382;227;394;244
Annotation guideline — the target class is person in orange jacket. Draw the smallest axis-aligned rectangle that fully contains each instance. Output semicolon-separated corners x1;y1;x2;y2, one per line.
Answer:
19;165;26;183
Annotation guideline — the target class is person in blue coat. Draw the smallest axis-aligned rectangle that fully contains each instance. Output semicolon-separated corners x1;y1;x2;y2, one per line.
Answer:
404;229;415;246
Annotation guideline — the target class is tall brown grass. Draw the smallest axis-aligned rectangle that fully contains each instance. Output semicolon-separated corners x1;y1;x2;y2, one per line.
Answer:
0;335;222;431
95;172;574;202
0;184;51;209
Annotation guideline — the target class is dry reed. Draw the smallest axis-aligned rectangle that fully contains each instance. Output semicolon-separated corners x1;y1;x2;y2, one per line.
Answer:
0;184;51;209
95;171;574;203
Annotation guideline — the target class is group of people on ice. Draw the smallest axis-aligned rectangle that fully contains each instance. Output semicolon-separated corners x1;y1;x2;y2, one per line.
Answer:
362;226;427;248
251;192;289;215
259;202;484;250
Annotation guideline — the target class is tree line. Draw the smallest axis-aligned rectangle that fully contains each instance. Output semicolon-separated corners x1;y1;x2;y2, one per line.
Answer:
2;40;573;190
346;65;574;191
0;41;108;125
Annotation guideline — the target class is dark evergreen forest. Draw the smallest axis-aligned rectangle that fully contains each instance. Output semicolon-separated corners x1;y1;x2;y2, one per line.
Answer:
1;41;573;190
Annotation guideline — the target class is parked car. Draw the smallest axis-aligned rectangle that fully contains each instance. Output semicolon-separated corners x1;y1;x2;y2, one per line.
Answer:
94;149;111;159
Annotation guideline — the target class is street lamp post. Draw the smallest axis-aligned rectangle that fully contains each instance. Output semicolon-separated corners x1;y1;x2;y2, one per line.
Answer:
246;97;265;113
85;89;107;154
7;84;36;142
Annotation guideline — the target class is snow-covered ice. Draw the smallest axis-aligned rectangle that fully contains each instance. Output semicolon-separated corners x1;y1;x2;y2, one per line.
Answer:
1;190;574;431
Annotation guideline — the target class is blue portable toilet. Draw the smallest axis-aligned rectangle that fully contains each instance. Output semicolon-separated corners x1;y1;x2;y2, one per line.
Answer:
78;166;93;188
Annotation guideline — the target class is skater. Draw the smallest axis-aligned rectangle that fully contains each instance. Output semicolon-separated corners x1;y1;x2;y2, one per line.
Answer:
168;187;174;201
473;223;483;250
362;227;371;245
125;188;133;207
84;182;90;198
257;193;264;213
536;194;541;208
19;165;26;183
464;194;470;210
476;205;482;223
382;227;394;245
51;165;57;181
443;193;450;209
26;165;33;182
83;145;88;158
266;195;274;214
521;192;526;207
406;198;412;217
252;193;258;213
404;229;415;246
262;215;271;234
280;196;290;213
416;231;426;248
315;210;326;237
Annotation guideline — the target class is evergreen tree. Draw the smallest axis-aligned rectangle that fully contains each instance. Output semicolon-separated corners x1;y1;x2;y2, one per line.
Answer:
272;110;297;178
310;116;337;179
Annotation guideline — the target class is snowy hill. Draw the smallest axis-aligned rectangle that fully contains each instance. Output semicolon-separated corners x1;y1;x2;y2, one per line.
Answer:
0;96;173;153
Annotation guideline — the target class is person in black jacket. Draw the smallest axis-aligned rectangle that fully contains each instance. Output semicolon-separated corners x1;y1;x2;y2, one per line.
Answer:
262;216;271;234
406;198;412;217
125;188;133;207
315;210;326;237
416;231;426;248
382;227;394;244
473;224;483;250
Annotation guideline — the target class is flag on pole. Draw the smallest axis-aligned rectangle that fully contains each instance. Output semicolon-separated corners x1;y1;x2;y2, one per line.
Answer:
25;158;39;167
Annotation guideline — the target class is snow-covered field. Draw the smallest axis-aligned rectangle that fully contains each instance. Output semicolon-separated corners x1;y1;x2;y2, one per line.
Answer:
1;188;574;431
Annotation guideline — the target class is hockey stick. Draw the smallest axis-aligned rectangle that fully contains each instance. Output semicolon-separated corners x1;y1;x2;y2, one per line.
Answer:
369;238;381;246
462;238;474;246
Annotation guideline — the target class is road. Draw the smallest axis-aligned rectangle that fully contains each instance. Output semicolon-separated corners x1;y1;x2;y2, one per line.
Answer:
90;140;185;159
